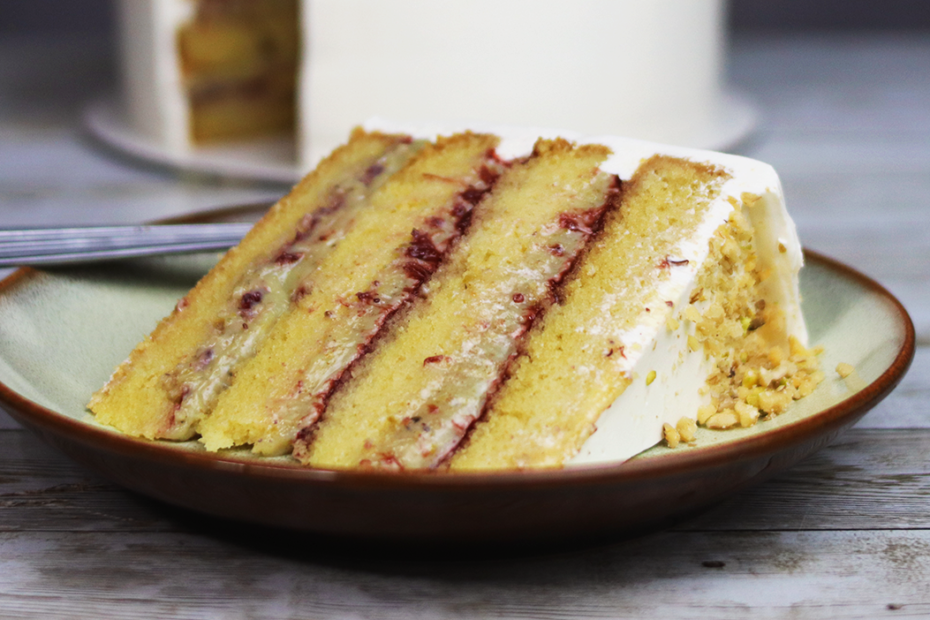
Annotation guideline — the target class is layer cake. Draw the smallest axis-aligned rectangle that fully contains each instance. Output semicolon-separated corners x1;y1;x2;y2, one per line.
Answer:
115;1;731;168
90;125;822;469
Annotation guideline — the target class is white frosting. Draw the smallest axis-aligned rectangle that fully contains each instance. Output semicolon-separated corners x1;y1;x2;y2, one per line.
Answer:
116;1;729;171
115;0;193;153
365;118;807;466
302;0;725;169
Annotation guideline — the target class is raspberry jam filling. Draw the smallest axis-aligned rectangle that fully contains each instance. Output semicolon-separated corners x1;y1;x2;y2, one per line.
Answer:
361;183;620;470
258;163;504;456
159;142;421;439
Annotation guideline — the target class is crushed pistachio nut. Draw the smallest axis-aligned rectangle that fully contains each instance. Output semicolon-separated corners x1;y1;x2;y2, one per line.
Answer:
735;401;760;428
706;410;739;430
684;211;824;436
697;404;717;425
676;417;697;442
688;335;701;352
836;362;855;378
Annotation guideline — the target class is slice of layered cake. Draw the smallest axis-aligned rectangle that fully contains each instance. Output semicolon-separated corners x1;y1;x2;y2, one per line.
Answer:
90;125;822;469
90;129;499;441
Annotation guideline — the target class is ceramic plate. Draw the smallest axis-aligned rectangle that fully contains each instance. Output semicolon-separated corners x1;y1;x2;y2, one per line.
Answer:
0;205;914;543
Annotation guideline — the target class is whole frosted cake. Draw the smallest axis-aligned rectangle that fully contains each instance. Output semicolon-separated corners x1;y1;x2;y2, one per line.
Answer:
115;0;731;168
89;124;823;470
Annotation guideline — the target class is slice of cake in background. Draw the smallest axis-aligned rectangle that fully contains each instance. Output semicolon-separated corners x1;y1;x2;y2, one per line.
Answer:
89;125;823;470
113;1;746;172
177;0;299;143
116;0;299;153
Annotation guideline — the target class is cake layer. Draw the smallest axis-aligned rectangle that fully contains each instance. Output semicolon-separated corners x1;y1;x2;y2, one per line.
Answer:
450;156;730;470
177;0;299;143
189;80;295;142
198;133;501;455
300;139;618;470
177;0;299;81
89;130;420;439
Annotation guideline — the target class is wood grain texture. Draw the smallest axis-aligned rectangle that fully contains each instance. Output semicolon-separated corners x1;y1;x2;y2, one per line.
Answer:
677;428;930;531
0;529;927;619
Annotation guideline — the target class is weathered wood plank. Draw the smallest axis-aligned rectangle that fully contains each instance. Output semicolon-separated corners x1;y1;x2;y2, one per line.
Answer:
1;427;929;534
0;429;181;532
0;410;20;430
0;529;927;619
676;428;930;531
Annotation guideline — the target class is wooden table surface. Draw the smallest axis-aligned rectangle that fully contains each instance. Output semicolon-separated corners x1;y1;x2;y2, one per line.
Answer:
1;33;928;618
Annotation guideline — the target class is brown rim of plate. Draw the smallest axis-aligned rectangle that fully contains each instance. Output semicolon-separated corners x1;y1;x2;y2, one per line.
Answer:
0;207;916;492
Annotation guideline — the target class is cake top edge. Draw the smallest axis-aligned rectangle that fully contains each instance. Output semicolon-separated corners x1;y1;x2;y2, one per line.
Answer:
360;117;804;345
361;117;779;187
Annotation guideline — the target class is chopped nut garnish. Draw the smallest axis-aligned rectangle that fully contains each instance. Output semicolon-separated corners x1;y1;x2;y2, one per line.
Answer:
663;423;680;448
684;306;702;323
735;401;760;428
676;417;697;442
697;404;717;425
646;370;657;386
836;362;855;378
680;210;823;438
706;410;739;430
788;335;808;357
667;316;680;331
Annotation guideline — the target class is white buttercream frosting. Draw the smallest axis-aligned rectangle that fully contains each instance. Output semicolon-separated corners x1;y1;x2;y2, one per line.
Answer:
365;118;807;465
300;0;726;168
120;1;729;172
116;0;193;153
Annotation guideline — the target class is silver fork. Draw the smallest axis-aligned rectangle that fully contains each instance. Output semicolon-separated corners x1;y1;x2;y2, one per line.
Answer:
0;223;253;267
